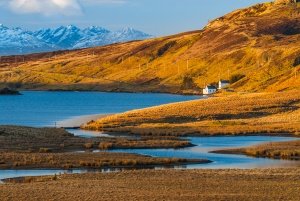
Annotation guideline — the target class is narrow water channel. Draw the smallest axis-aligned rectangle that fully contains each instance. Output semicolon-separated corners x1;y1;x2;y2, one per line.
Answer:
1;133;299;182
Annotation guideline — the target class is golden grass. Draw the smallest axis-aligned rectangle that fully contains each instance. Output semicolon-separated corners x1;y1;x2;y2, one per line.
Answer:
0;126;192;152
0;152;204;170
83;90;300;136
215;140;300;160
1;169;300;201
0;3;299;93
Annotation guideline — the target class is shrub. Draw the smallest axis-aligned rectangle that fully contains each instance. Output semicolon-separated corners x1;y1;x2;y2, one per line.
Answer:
293;56;300;67
229;73;245;84
83;143;93;149
157;41;177;57
39;148;52;153
181;75;196;90
99;142;113;150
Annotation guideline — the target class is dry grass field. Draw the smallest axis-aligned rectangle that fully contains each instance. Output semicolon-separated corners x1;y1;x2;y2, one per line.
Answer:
0;152;206;170
84;90;300;136
0;126;192;152
0;2;299;93
1;169;300;201
214;140;300;160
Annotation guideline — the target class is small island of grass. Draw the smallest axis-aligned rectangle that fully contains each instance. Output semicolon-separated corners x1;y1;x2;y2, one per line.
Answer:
0;88;21;95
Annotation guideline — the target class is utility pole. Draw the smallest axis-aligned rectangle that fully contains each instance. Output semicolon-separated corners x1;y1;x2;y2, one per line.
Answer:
227;68;230;80
186;59;189;71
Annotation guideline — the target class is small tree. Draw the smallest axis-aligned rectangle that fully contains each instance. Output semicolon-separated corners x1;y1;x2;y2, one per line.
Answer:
230;74;245;84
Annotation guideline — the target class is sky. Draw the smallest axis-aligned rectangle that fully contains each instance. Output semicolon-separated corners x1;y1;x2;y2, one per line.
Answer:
0;0;269;36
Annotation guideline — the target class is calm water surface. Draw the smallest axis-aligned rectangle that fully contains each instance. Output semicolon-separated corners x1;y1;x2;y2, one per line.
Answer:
0;91;200;127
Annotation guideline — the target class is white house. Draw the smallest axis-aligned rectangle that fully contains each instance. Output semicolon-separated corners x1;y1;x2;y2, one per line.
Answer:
203;85;217;95
218;80;230;89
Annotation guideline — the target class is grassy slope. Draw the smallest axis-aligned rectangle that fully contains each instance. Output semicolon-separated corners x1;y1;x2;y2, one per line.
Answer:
83;90;300;136
0;2;299;93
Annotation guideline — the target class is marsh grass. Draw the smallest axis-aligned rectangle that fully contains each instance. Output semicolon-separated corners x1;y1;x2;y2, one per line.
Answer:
0;152;204;169
213;140;300;160
0;126;193;152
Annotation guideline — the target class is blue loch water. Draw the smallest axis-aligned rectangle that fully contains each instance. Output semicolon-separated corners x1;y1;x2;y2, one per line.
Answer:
0;91;200;127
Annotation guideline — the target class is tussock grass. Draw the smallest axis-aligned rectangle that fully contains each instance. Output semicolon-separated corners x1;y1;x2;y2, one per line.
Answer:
0;126;193;152
0;152;202;170
216;140;300;160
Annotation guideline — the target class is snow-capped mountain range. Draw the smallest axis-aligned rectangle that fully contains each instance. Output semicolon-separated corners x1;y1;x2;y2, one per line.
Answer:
0;24;152;56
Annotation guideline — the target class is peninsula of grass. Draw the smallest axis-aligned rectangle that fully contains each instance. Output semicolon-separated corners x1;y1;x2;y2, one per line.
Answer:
0;126;193;152
213;140;300;160
0;152;209;170
83;90;300;136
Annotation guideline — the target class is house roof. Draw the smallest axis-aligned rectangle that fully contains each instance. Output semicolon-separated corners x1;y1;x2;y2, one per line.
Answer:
206;85;217;90
219;80;230;83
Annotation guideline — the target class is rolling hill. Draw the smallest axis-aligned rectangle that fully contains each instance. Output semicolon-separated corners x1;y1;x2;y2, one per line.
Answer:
0;1;299;94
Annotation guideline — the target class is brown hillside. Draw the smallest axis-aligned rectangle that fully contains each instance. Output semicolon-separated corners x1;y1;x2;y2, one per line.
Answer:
0;2;299;93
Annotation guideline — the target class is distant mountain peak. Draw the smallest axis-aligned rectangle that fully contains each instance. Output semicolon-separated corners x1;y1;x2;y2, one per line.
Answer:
66;25;80;31
0;25;152;55
0;24;8;30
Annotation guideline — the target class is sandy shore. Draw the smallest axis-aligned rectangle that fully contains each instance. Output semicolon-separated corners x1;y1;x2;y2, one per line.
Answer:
56;114;111;128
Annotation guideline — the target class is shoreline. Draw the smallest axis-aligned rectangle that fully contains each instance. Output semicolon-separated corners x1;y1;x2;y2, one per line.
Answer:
56;114;112;129
0;159;212;172
14;89;203;96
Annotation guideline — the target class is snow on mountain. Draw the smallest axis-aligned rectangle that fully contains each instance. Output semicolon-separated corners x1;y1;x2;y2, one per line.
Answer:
0;24;55;56
0;24;152;56
33;25;83;48
74;27;152;49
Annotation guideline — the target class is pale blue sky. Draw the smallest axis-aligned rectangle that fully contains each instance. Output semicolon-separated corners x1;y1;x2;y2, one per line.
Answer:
0;0;269;36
